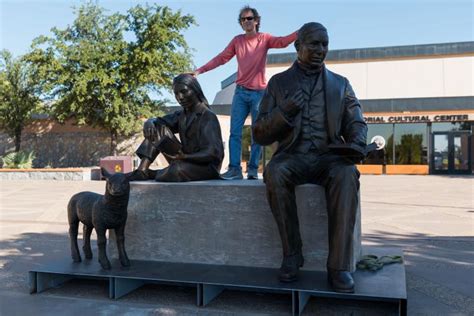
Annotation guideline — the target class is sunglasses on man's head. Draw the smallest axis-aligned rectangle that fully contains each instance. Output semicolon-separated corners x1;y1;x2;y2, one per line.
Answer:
240;16;255;22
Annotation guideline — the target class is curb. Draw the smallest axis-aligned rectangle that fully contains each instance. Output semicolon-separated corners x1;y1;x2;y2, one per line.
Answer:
0;168;101;181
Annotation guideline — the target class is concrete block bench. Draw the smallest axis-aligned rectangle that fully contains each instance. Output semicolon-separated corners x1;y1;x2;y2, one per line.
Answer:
110;180;361;272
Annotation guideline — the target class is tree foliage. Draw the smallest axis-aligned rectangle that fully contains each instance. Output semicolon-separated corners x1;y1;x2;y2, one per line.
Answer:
396;134;423;164
27;2;196;154
0;50;40;152
1;150;36;169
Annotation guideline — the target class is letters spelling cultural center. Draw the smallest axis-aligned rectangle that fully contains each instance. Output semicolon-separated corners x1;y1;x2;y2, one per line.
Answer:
210;42;474;175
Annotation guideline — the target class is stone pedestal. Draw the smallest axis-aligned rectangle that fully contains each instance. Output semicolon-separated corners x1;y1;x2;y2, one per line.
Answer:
110;180;361;272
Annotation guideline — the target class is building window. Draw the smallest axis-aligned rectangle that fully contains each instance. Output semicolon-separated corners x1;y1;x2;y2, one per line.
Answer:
365;124;394;164
393;123;428;164
366;123;430;165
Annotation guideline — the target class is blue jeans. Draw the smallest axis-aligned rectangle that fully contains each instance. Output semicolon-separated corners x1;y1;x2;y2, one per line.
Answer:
228;85;265;171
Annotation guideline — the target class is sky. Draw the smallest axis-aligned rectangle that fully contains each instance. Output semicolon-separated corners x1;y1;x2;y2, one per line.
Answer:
1;0;473;105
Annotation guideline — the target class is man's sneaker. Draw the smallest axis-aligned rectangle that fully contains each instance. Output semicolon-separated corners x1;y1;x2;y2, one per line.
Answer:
220;168;243;180
247;168;258;180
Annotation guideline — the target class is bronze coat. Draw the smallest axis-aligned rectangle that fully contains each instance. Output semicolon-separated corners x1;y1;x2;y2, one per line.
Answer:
253;63;367;154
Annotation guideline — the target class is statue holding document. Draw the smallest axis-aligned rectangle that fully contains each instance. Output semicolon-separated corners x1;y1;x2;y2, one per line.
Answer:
130;74;224;182
253;22;368;293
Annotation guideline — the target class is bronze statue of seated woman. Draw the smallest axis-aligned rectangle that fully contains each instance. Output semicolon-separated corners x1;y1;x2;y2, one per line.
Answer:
130;74;224;182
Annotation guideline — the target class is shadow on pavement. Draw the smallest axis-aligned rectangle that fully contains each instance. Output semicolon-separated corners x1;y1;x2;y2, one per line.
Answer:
363;231;474;314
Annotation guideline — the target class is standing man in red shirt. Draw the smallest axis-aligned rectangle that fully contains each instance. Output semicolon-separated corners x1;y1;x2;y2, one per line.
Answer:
194;6;297;180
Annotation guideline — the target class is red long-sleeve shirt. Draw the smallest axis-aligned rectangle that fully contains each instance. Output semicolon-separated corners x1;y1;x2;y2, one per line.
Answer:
196;32;297;90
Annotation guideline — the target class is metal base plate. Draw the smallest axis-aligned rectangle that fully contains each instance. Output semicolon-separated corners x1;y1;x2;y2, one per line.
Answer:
29;246;406;315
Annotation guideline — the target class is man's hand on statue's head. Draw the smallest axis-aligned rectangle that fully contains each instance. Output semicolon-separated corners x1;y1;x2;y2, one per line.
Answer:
184;70;199;77
280;89;305;117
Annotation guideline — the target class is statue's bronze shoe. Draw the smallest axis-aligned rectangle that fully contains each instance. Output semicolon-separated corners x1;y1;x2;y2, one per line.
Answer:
279;253;304;283
127;169;149;181
327;269;355;293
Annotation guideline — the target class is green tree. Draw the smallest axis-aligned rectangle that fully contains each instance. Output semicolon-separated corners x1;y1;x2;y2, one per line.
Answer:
0;50;40;152
385;134;394;164
28;2;196;154
242;126;251;164
242;125;276;170
396;134;423;164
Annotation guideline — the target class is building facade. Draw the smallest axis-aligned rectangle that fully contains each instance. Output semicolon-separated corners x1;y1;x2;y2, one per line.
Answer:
211;42;474;175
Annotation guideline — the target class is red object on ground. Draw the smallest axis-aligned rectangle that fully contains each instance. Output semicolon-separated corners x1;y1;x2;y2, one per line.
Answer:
99;156;133;178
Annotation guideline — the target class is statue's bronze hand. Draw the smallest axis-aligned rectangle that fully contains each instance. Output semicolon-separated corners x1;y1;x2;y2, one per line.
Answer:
143;119;157;141
162;150;186;161
280;89;304;117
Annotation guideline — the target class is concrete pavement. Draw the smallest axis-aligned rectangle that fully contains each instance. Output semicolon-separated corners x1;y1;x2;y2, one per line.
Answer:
0;175;473;315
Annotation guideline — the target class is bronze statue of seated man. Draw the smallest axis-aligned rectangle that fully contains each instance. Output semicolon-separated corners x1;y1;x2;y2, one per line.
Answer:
130;74;224;182
253;22;368;293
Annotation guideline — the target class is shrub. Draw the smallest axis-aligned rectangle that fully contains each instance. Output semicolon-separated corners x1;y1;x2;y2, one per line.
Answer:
1;150;36;169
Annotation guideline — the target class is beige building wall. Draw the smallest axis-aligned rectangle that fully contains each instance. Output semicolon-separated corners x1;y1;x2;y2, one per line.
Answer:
443;56;474;96
265;55;474;100
217;114;231;170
